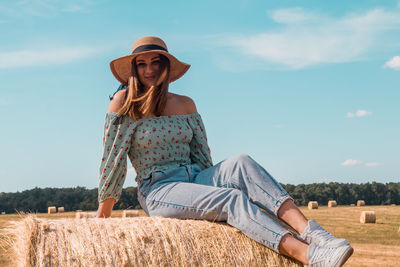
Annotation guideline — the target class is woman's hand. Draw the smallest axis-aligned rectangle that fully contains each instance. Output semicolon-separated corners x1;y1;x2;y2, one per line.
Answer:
96;198;116;218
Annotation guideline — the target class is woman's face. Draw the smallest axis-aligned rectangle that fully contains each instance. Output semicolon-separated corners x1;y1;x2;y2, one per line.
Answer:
135;52;161;88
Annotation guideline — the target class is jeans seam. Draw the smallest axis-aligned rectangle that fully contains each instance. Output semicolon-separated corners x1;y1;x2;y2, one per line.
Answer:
151;199;206;212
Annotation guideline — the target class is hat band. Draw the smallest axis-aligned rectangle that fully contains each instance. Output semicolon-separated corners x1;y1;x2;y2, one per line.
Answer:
132;44;168;54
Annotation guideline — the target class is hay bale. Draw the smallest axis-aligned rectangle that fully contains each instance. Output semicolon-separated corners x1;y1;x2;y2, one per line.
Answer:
57;207;64;213
360;211;376;223
5;215;302;267
47;206;56;214
350;204;355;207
122;210;139;217
1;211;5;215
328;200;337;207
308;201;318;209
357;200;365;206
75;212;96;219
76;210;82;212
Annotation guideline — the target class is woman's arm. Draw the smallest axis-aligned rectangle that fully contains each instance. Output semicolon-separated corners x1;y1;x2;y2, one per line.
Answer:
96;89;128;218
96;198;116;218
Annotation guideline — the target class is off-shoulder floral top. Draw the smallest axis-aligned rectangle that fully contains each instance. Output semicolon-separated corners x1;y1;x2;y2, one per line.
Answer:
98;112;213;203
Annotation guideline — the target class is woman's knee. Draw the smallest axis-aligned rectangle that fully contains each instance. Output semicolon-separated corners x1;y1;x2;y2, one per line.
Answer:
229;153;254;165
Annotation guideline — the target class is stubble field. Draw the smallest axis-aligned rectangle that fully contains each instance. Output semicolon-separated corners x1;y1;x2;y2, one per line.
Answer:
0;205;399;266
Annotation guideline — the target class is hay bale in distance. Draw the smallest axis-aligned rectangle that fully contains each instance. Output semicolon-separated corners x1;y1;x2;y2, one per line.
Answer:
1;211;5;215
58;207;64;213
360;211;376;223
48;206;56;214
76;210;82;212
357;200;365;206
75;212;96;219
7;215;302;267
350;204;355;207
328;200;337;207
308;201;318;209
122;210;139;217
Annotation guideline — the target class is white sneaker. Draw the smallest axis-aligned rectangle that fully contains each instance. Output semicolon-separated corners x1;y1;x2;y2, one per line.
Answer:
300;220;350;248
306;242;353;267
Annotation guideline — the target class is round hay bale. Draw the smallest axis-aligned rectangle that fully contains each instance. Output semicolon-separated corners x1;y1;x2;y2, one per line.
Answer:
360;211;376;223
357;200;365;206
328;200;337;207
47;206;56;214
76;210;82;212
122;210;139;217
350;204;355;207
1;211;5;215
308;201;318;209
57;207;64;213
75;212;96;219
6;215;302;267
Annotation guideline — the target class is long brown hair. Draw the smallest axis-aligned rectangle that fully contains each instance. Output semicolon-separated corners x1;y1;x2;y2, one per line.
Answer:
116;54;170;120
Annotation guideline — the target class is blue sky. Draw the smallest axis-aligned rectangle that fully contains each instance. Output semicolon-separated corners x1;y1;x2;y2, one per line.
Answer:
1;0;399;193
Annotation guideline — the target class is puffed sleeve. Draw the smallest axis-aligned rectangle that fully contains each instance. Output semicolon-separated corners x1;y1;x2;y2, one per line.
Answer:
187;113;213;170
98;112;135;203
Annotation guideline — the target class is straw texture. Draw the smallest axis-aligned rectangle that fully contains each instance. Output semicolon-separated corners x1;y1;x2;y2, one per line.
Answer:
357;200;366;206
328;200;337;207
122;210;139;217
308;201;318;209
360;211;376;224
5;215;302;267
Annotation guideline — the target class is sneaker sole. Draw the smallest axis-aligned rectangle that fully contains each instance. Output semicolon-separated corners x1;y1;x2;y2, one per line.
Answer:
335;246;354;267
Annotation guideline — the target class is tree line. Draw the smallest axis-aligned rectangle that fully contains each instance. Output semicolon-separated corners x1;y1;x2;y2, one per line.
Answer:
0;182;399;214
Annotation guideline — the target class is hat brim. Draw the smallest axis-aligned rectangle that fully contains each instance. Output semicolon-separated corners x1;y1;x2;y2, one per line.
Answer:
109;50;190;85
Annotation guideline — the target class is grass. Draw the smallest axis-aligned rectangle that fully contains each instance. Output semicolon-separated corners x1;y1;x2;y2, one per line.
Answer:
0;206;399;266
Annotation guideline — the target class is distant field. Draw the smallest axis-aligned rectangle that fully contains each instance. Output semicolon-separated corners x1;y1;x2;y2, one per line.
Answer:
0;206;399;266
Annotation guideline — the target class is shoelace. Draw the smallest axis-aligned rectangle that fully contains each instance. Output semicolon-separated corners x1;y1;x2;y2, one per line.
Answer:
310;225;336;242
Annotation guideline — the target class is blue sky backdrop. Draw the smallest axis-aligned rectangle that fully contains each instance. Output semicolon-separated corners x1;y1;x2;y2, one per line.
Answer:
1;0;399;192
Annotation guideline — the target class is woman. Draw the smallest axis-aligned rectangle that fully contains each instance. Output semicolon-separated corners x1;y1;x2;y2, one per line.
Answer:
96;36;353;267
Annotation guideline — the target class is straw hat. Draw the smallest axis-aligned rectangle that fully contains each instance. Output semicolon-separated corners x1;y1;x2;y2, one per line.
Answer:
110;36;190;85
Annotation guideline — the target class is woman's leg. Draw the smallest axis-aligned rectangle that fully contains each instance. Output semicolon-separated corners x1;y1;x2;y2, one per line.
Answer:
141;165;353;266
191;153;308;234
190;154;351;250
142;165;291;254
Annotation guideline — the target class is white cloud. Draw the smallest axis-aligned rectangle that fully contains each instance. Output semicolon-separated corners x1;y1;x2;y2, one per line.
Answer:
0;46;103;68
268;8;318;24
0;0;91;18
355;110;372;117
346;109;372;118
384;56;400;70
224;8;400;69
341;159;363;166
365;162;380;167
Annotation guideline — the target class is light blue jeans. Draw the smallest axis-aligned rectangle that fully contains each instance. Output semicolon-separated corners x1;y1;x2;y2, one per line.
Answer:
137;154;292;252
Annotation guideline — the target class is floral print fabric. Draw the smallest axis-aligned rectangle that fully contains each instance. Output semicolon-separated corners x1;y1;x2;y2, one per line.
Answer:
98;112;213;203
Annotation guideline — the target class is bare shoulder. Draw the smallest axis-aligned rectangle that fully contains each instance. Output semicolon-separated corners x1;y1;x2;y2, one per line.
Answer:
169;93;197;114
107;89;126;112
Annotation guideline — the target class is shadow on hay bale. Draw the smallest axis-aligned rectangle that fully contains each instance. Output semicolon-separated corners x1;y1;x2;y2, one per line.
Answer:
5;215;302;267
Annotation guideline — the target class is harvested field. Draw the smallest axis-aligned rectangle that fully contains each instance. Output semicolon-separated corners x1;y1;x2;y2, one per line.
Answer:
0;206;399;266
3;215;301;267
